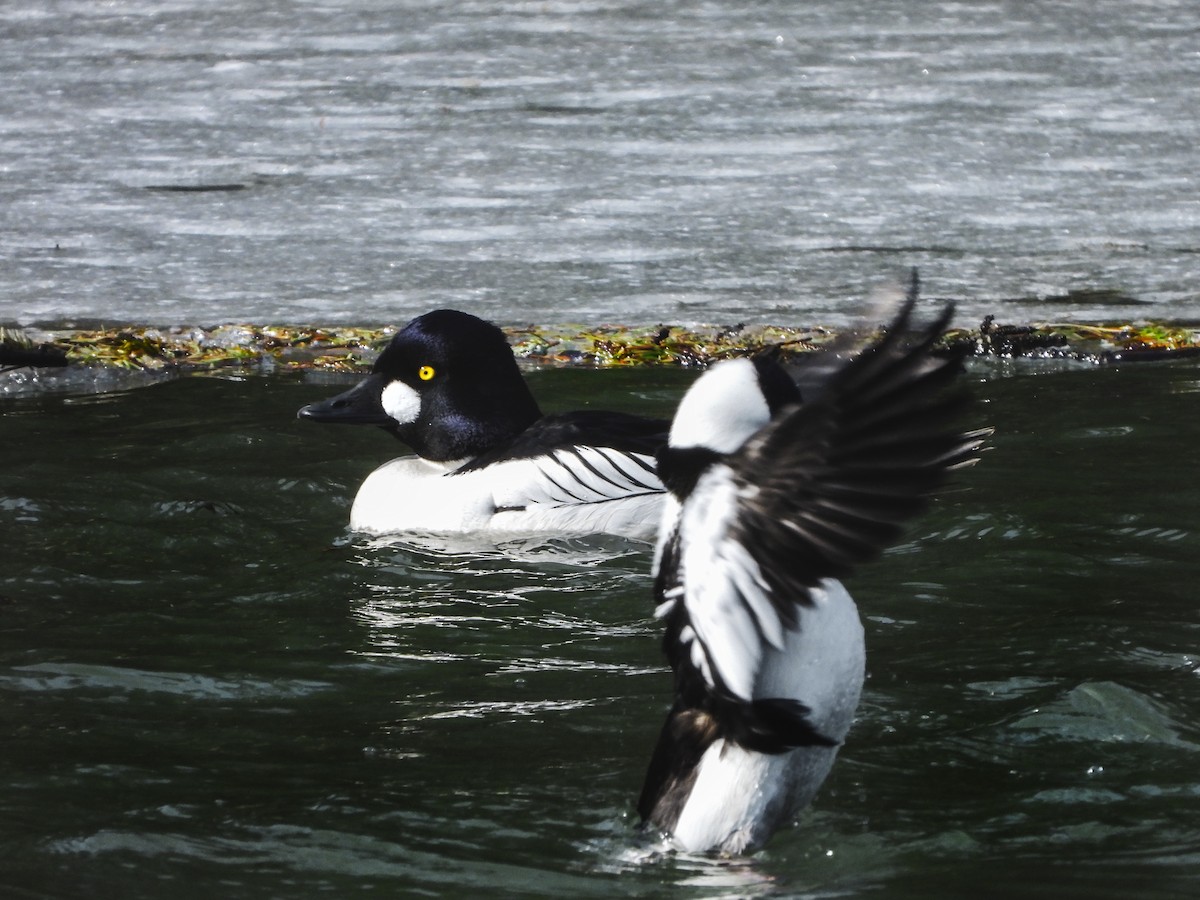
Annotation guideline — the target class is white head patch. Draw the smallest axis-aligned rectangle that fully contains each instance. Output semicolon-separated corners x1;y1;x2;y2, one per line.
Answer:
669;359;771;454
380;380;421;425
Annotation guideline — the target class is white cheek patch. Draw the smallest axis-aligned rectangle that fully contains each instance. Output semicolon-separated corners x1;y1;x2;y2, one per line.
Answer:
669;359;770;454
380;380;421;425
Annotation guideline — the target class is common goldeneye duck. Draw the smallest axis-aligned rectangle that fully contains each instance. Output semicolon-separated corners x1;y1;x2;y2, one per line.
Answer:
297;309;669;537
638;297;989;855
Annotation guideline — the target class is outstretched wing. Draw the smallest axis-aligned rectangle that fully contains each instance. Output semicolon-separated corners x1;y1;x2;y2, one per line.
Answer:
659;299;989;704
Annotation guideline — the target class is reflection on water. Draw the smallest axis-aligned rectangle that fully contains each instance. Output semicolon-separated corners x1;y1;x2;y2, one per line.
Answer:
2;363;1200;897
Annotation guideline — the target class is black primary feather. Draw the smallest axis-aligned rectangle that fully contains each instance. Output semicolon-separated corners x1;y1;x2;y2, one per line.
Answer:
725;296;984;610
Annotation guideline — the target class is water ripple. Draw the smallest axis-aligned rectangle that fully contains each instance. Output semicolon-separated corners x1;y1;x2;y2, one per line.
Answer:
1;662;332;701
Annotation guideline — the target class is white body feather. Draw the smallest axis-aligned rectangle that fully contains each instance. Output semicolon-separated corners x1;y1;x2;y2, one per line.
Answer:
349;449;664;538
667;580;865;855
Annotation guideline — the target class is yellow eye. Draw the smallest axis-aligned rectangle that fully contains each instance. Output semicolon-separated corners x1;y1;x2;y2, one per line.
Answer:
418;365;436;381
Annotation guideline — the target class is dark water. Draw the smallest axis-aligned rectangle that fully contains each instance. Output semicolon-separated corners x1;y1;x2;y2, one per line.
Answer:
3;361;1200;898
3;0;1199;329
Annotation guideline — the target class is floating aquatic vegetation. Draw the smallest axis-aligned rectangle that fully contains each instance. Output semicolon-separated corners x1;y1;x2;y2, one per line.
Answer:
506;322;835;367
4;317;1200;379
940;317;1200;364
30;325;391;374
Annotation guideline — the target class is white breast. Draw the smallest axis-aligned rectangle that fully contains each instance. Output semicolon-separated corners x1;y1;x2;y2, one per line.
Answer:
349;457;491;533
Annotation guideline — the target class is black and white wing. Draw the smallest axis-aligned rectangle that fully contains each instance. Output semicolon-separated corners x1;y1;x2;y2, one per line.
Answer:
656;299;989;707
459;410;668;510
490;444;664;510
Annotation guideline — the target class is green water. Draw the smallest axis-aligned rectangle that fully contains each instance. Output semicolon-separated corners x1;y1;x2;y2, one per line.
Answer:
3;362;1199;898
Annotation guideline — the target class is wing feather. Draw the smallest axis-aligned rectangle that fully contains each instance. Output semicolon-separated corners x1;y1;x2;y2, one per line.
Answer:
663;296;988;704
488;446;664;511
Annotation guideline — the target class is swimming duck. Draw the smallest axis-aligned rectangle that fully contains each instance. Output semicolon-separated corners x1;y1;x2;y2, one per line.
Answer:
638;297;988;855
298;309;669;537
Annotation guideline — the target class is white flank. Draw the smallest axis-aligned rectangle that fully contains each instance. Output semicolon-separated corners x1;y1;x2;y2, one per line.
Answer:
348;452;664;539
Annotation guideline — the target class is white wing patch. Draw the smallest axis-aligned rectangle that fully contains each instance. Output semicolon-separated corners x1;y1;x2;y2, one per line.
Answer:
669;464;788;701
489;446;662;511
